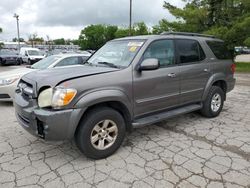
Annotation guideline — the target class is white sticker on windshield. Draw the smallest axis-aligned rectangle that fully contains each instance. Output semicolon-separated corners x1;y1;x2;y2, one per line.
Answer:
128;42;144;47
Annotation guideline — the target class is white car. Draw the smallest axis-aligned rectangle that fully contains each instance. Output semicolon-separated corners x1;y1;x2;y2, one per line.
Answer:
19;47;45;65
0;53;91;101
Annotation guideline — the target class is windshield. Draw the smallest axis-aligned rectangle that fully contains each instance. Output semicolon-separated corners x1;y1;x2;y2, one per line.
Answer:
31;55;60;69
88;40;144;68
28;50;42;56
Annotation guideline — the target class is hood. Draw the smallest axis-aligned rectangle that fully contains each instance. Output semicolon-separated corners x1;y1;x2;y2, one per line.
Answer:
22;65;118;91
0;67;35;79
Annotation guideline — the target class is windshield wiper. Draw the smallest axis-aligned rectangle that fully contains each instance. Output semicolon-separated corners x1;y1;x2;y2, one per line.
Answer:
97;62;119;68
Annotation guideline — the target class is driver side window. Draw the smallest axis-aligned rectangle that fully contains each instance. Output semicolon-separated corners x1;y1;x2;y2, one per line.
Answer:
143;40;175;68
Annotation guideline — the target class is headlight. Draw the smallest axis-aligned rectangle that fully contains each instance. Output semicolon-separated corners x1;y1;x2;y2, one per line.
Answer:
0;76;19;86
38;87;77;108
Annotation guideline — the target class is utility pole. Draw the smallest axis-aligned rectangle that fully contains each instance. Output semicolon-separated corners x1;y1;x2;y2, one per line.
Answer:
14;13;20;53
129;0;132;36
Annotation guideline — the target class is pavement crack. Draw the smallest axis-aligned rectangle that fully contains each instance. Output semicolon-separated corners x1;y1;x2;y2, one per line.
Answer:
159;125;250;162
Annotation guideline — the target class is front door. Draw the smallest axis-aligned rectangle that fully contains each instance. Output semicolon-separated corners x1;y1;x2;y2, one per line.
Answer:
133;39;180;117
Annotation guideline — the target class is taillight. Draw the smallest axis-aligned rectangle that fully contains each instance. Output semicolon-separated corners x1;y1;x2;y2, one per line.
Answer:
231;63;236;74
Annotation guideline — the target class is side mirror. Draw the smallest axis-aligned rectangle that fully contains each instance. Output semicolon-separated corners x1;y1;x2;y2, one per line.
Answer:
139;58;159;71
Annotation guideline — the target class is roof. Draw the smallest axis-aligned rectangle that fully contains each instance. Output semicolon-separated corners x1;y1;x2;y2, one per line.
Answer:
112;32;222;41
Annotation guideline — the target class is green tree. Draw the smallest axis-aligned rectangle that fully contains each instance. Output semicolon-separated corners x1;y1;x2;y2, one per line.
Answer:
53;38;66;45
28;33;44;47
115;22;149;38
79;25;118;50
153;1;208;34
154;0;250;48
134;22;149;35
114;28;130;38
244;37;250;47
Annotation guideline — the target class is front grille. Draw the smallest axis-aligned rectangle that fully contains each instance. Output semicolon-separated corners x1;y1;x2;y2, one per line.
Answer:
0;94;11;99
19;79;33;89
17;79;34;100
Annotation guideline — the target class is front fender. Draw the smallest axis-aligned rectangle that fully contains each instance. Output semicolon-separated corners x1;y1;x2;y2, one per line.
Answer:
74;89;133;116
202;73;226;101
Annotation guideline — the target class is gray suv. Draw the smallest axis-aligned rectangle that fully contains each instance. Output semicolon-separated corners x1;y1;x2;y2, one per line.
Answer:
14;32;236;159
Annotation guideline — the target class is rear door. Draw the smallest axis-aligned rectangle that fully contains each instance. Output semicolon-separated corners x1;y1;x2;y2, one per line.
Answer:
133;39;180;117
176;39;211;105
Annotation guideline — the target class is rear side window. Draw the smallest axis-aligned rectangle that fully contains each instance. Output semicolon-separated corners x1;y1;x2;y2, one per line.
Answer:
176;39;206;64
206;41;232;60
55;57;80;67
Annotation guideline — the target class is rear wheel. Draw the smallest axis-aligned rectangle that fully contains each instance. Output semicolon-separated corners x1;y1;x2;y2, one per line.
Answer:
75;107;126;159
200;86;225;118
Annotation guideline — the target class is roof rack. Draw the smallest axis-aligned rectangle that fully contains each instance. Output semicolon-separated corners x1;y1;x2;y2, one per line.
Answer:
161;32;216;38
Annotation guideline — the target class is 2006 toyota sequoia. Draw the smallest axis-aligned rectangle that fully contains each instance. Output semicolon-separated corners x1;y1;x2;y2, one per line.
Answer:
14;32;236;159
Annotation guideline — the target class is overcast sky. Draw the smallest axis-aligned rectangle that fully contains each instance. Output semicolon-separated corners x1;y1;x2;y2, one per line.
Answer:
0;0;184;41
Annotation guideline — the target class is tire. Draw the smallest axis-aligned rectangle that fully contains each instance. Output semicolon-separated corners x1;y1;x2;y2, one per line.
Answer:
17;58;22;65
16;59;21;65
28;59;31;65
75;107;126;159
200;86;225;118
0;59;5;66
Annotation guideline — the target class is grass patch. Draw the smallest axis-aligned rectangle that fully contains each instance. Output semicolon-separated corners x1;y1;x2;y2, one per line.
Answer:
236;62;250;73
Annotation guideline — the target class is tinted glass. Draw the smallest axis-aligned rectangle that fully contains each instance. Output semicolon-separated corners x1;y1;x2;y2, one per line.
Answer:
206;41;232;59
56;57;80;67
176;39;202;63
143;40;175;67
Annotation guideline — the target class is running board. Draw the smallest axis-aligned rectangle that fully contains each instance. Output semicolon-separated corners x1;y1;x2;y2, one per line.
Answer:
132;104;202;128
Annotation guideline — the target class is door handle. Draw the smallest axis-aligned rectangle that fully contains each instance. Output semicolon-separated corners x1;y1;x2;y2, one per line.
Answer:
167;73;176;78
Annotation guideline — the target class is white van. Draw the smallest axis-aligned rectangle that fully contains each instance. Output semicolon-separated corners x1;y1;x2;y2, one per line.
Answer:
19;47;45;64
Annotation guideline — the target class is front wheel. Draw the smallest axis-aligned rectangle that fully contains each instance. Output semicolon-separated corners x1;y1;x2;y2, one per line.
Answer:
200;86;225;118
0;59;5;66
75;107;126;159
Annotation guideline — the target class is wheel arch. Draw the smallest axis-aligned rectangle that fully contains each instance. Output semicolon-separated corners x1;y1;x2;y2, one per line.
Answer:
202;73;227;101
73;89;133;137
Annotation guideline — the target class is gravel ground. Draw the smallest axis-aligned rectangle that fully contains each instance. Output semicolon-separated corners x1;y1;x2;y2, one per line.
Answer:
0;73;250;188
